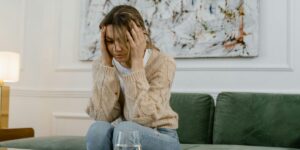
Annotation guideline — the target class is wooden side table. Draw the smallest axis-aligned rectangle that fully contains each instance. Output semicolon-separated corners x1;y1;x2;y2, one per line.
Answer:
0;128;34;142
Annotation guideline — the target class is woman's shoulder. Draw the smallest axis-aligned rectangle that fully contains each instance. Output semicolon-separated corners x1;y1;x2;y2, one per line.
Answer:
147;49;176;71
92;57;102;70
91;57;114;72
151;48;176;66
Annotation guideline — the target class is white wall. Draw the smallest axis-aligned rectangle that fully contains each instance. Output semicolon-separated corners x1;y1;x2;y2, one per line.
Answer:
0;0;23;52
1;0;299;137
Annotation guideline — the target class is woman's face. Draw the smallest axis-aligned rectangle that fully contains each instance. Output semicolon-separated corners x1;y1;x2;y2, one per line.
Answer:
105;25;130;63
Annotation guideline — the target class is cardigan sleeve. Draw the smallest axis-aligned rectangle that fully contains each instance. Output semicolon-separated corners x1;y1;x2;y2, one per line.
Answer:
86;58;121;122
121;56;176;125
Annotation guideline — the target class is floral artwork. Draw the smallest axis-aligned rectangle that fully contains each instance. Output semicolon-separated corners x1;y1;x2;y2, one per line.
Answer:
79;0;259;60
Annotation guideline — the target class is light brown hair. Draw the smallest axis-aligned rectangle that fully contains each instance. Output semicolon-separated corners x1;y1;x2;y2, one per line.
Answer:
99;5;155;51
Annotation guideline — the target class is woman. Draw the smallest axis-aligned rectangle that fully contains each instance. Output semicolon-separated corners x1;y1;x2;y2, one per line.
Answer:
86;5;180;150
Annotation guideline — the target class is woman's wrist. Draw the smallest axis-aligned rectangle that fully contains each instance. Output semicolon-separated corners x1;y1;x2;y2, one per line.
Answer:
131;59;143;71
101;57;113;67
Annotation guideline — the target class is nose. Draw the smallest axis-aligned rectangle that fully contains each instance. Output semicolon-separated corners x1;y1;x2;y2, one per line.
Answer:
114;41;122;52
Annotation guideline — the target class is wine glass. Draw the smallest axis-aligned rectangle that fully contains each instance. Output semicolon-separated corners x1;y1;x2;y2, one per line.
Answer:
114;130;142;150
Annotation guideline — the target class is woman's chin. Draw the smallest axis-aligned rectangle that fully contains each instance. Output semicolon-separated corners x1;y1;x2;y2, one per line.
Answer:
114;57;127;63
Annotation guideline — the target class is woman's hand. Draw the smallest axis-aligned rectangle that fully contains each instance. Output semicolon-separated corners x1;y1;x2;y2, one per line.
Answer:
100;26;113;67
126;22;147;71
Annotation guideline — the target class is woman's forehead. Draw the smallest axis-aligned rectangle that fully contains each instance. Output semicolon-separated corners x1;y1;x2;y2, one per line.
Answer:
106;25;126;39
105;25;114;39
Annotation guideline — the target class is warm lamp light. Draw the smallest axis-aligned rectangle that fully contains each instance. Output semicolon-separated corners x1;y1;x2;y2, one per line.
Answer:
0;51;20;128
0;52;20;83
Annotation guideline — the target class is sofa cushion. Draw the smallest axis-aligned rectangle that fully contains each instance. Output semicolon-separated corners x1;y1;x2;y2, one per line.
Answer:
181;144;300;150
170;93;215;144
213;92;300;148
1;137;300;150
0;136;86;150
2;137;299;150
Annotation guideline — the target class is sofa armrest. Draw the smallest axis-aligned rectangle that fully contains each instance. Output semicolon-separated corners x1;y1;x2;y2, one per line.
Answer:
0;128;34;141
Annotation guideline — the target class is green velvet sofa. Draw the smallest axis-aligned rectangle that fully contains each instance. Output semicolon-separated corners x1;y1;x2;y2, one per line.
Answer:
1;92;300;150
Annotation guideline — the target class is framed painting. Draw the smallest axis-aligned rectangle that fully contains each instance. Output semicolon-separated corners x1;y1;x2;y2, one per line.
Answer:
79;0;259;60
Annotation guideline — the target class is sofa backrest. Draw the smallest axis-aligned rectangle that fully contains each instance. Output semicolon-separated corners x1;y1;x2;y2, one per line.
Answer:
170;93;214;144
213;92;300;148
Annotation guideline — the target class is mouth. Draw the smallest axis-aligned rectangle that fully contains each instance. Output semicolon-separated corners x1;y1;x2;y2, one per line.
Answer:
114;55;126;59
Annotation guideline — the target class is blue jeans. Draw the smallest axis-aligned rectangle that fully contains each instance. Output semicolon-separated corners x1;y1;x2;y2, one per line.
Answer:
86;121;180;150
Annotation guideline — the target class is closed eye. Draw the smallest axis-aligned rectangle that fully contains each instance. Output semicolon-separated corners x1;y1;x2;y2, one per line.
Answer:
106;39;114;44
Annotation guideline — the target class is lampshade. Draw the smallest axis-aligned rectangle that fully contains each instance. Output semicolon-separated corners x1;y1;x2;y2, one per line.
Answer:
0;51;20;82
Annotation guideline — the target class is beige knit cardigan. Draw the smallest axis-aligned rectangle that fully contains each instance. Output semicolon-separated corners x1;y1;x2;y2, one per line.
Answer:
86;49;178;129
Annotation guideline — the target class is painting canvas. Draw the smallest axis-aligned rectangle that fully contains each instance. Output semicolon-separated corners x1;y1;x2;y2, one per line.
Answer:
79;0;259;60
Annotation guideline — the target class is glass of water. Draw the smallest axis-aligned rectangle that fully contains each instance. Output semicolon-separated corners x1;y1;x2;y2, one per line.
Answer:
114;130;142;150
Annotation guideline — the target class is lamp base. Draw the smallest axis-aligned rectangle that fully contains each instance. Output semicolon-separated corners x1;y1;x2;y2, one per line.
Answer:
0;85;9;128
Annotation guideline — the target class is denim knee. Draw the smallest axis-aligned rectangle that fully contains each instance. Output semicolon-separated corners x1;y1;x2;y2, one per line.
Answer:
86;121;113;150
113;121;137;145
114;121;137;133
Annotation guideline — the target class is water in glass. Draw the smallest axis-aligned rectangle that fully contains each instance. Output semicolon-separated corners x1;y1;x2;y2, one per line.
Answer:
114;130;142;150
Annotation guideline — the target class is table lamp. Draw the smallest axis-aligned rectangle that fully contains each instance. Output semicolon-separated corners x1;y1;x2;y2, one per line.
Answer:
0;51;20;129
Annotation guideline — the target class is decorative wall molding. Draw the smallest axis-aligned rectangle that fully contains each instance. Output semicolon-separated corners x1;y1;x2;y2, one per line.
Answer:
54;0;89;72
11;88;91;98
20;0;26;71
176;64;292;72
51;112;92;136
54;0;294;72
287;0;295;70
55;66;90;72
11;88;300;99
52;112;90;120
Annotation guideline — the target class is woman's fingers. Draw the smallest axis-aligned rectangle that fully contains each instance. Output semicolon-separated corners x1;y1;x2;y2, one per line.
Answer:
126;31;135;47
101;26;107;50
100;26;112;66
133;22;144;37
130;21;144;41
130;28;138;41
101;26;105;40
127;21;147;65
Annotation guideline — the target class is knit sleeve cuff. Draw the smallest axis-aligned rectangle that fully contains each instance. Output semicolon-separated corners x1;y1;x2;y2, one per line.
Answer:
122;69;148;83
92;58;116;75
99;64;116;75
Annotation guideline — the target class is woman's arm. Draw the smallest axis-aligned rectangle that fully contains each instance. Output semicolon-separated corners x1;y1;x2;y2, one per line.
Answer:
121;56;176;125
86;58;121;122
